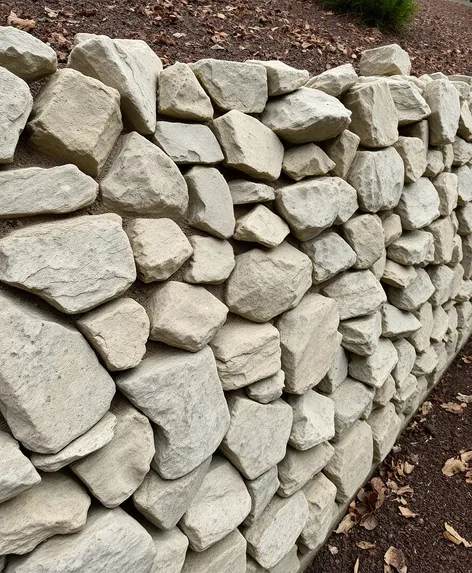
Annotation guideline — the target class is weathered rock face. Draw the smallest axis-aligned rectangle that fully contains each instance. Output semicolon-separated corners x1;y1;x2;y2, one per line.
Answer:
0;431;40;503
183;236;235;284
247;60;309;96
424;79;461;145
282;143;335;180
245;371;286;405
234;205;290;248
181;529;247;573
343;214;384;269
359;44;411;76
145;525;188;573
305;64;357;97
395;178;440;230
286;390;335;450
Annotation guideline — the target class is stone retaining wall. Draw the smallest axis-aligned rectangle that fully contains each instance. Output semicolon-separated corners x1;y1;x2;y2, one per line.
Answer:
0;28;471;573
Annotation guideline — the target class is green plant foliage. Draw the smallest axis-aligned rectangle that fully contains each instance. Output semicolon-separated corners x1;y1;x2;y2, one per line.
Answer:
322;0;419;31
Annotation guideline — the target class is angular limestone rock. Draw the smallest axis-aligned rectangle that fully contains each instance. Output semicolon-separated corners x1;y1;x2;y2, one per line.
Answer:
349;338;398;388
245;371;286;405
0;431;40;503
457;202;472;235
181;530;247;573
458;99;472;141
158;62;213;121
247;546;299;573
101;132;188;218
412;346;438;376
183;236;235;285
343;214;384;269
393;136;427;183
427;265;455;306
300;473;338;552
209;320;281;391
286;390;335;450
229;179;275;205
396;177;440;230
191;59;268;113
180;456;251;551
4;506;155;573
323;129;361;179
452;136;472;166
387;230;434;266
185;166;235;239
387;268;435;311
71;398;154;508
431;305;450;342
455;165;472;205
0;67;33;164
126;218;193;283
144;525;188;573
388;80;431;125
277;293;340;394
359;44;411;76
0;473;90;555
381;303;422;338
148;281;228;352
115;346;230;479
261;87;351;144
28;68;122;176
220;394;293;480
282;143;335;180
244;467;280;526
374;375;396;407
367;403;402;462
246;60;308;96
212;110;284;181
0;165;98;219
427;216;455;264
334;178;359;224
225;242;312;322
0;291;115;454
234;205;290;247
153;121;223;165
392;338;417;385
133;457;211;530
329;378;374;441
68;35;162;134
318;340;349;392
305;64;357;96
382;213;402;246
339;312;382;358
424;79;461;145
425;149;444;177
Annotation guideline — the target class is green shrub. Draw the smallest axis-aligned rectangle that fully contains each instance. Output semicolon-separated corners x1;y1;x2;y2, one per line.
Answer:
322;0;419;31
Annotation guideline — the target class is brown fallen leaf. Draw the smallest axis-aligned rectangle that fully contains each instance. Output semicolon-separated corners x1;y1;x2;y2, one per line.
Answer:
441;402;466;414
456;393;472;404
7;10;36;31
335;514;356;535
461;355;472;364
354;557;360;573
399;506;418;519
360;512;378;531
396;485;414;496
384;546;408;573
444;523;472;547
442;457;467;477
357;541;376;550
466;470;472;484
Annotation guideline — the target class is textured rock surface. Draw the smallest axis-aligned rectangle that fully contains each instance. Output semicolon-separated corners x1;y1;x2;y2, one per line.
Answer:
247;60;308;96
244;467;280;526
183;235;235;284
306;63;357;96
329;378;374;441
282;143;335;180
343;214;384;269
349;338;399;388
338;312;382;356
0;431;40;503
181;529;247;573
145;525;188;573
359;44;411;76
324;129;360;179
234;205;289;247
395;177;440;230
286;390;336;450
424;79;461;145
245;371;286;404
229;179;275;204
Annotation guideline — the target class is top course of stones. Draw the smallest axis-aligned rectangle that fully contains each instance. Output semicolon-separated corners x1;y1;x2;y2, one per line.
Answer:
1;25;472;573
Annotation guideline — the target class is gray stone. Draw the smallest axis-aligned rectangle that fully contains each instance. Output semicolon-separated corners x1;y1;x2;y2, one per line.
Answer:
374;375;396;407
306;64;357;96
451;235;464;266
411;346;438;376
346;147;404;213
261;87;351;144
0;473;90;555
431;305;449;342
349;338;398;388
393;136;427;182
457;202;472;235
381;303;422;338
343;214;384;269
0;291;115;454
153;121;223;165
458;99;472;141
101;132;188;218
246;60;308;96
115;346;229;479
181;529;247;573
393;373;418;413
382;213;403;246
367;403;402;462
191;59;268;113
427;216;455;264
359;44;411;76
0;431;40;503
247;546;299;573
318;340;349;393
0;165;98;218
387;230;435;266
183;236;235;285
229;179;275;205
246;371;285;404
456;165;472;205
323;129;360;179
148;281;228;352
185;166;235;239
286;390;335;450
68;35;161;134
334;178;359;224
299;473;337;552
424;79;461;145
338;311;382;356
371;247;387;281
391;338;416;385
234;205;289;247
28;68;122;176
453;136;472;166
388;268;435;311
71;398;154;508
408;302;434;352
388;80;431;125
277;293;340;394
395;177;440;230
0;67;32;164
144;526;188;573
282;143;335;180
441;143;455;170
158;62;214;121
456;278;472;302
221;394;293;480
244;467;280;527
225;242;312;322
425;149;444;177
401;119;429;152
382;260;417;288
329;378;374;441
427;265;455;306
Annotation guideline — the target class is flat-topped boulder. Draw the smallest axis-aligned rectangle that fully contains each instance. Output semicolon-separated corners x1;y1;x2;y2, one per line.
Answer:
246;60;309;96
359;44;411;76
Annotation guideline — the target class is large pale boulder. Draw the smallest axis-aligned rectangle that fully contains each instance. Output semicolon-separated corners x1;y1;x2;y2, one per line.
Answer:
0;291;115;454
181;530;247;573
183;236;235;285
286;390;335;450
115;345;230;479
383;261;416;290
381;303;422;338
247;546;299;573
338;311;382;356
387;230;435;266
0;431;40;503
424;79;461;145
395;177;440;230
261;87;351;144
68;35;161;134
387;268;435;311
349;338;399;388
246;60;308;95
234;205;290;248
305;64;357;96
225;242;312;322
387;80;431;125
359;44;411;76
300;473;338;552
28;68;122;175
393;136;427;182
101;132;188;218
0;214;136;314
276;293;340;394
427;216;455;264
343;214;384;269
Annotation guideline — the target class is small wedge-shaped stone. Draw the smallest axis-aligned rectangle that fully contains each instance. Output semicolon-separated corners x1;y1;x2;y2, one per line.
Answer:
229;179;275;205
101;132;188;218
180;456;251;551
323;129;360;179
424;79;461;145
28;68;122;175
427;265;455;306
133;457;211;530
286;390;335;450
261;87;351;144
427;216;455;264
148;281;228;352
347;147;404;213
349;338;399;388
158;62;214;121
226;242;312;322
387;230;434;266
76;298;149;371
0;431;40;503
277;293;340;394
388;80;431;125
343;82;398;148
71;398;154;508
30;413;116;473
183;236;235;284
282;143;335;180
185;166;235;238
425;149;444;177
329;378;374;441
243;492;308;569
305;64;357;97
359;44;411;76
334;178;359;223
246;371;285;404
395;177;440;230
234;205;289;247
321;270;387;320
388;268;435;311
300;473;338;552
209;320;281;390
181;530;247;573
455;165;472;205
126;218;193;283
338;312;382;356
246;60;308;96
191;59;268;113
221;394;293;480
0;67;32;163
367;403;402;462
374;375;396;407
275;177;339;241
318;339;349;392
153;121;223;165
0;291;115;454
0;26;56;81
0;165;98;218
453;136;472;166
343;214;384;269
392;338;416;385
382;213;402;246
0;214;136;314
116;346;230;479
68;35;161;134
244;467;280;526
4;506;155;573
212;110;284;181
393;136;427;183
0;473;90;555
144;525;188;573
